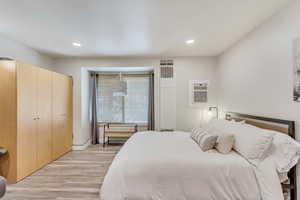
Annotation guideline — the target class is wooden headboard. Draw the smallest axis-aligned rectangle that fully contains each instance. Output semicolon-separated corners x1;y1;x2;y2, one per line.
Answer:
225;112;296;200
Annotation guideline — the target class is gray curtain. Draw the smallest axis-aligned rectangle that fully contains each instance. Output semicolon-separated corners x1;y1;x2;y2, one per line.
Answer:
148;72;155;130
91;72;99;144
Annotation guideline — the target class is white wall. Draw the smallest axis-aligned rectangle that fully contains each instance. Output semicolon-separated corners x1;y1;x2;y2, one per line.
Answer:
176;57;218;130
80;67;91;148
0;34;53;70
217;0;300;194
52;58;158;148
53;57;218;148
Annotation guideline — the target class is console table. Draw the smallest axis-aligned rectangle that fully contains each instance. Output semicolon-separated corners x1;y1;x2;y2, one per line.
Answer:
102;123;138;147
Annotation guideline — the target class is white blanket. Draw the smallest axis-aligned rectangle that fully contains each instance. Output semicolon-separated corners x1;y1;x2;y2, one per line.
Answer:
100;131;283;200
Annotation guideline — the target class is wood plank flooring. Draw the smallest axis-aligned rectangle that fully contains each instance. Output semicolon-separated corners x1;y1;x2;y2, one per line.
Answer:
3;144;122;200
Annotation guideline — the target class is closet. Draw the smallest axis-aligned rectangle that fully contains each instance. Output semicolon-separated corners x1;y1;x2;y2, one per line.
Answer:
0;60;73;183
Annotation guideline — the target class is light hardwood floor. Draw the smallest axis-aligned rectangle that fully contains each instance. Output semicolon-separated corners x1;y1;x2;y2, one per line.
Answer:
3;144;122;200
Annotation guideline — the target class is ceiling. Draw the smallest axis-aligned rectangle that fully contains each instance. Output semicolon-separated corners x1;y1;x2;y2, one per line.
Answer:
0;0;290;58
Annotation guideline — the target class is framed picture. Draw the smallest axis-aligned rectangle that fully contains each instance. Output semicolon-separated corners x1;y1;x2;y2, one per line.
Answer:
189;80;209;106
293;38;300;102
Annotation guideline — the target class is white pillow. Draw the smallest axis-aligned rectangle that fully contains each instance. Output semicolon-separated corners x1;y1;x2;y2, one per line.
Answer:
203;119;231;132
215;134;235;154
205;120;274;165
266;131;300;182
232;124;274;165
203;119;237;136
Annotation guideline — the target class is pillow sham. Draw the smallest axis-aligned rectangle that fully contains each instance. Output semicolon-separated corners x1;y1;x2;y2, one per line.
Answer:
202;119;229;133
204;120;274;165
203;119;237;136
266;131;300;182
215;134;235;154
232;124;274;165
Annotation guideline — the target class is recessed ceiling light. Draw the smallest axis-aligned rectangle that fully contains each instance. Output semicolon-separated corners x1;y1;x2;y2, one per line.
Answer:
72;42;82;47
186;39;195;45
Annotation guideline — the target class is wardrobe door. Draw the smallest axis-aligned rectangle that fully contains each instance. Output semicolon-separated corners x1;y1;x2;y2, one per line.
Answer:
65;77;73;152
0;61;17;183
37;68;52;168
52;73;67;159
17;62;38;180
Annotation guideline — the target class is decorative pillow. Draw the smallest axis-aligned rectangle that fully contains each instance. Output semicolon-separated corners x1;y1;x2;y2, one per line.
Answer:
190;128;217;151
215;134;235;154
191;127;205;137
198;133;218;151
266;131;300;182
190;128;207;144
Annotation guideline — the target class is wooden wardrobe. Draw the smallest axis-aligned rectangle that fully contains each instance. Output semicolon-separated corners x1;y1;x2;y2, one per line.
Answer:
0;60;73;183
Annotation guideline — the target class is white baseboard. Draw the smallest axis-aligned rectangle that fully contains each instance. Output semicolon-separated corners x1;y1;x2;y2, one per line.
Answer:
72;139;91;151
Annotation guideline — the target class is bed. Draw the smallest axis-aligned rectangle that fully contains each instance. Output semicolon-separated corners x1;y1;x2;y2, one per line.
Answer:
100;112;297;200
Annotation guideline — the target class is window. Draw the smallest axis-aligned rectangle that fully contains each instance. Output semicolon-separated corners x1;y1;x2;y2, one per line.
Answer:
97;74;149;123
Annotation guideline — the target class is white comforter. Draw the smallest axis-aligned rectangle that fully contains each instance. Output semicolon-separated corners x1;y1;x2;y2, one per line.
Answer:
100;131;283;200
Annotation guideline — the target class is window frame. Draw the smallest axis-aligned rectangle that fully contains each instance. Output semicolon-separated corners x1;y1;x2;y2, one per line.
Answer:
96;73;150;124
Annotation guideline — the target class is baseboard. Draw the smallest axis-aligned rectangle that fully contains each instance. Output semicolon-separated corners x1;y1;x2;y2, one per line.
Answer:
72;139;91;150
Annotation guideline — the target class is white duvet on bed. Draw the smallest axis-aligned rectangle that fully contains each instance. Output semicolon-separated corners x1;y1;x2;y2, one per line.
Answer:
100;131;283;200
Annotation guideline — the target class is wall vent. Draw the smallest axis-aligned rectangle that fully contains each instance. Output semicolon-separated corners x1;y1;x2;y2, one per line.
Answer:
160;60;174;79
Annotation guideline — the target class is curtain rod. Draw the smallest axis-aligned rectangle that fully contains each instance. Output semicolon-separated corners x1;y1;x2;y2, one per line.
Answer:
90;71;153;75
